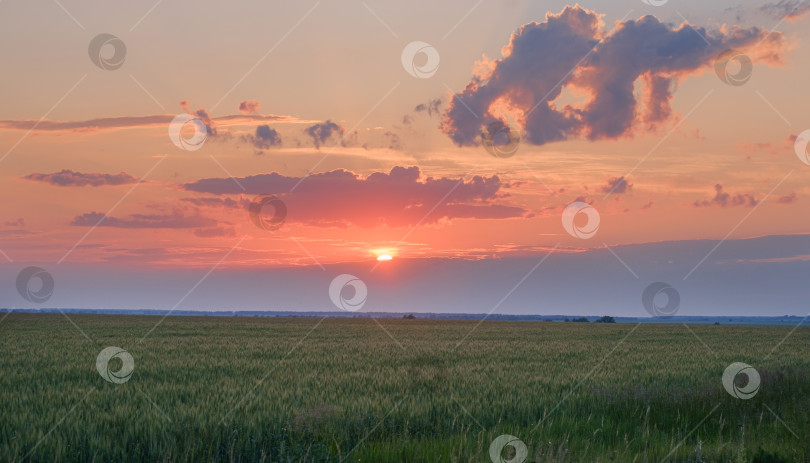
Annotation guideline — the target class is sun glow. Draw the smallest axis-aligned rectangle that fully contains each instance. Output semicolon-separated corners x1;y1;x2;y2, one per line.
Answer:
372;248;396;261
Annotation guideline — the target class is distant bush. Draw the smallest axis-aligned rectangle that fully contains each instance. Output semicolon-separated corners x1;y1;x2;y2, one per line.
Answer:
570;317;589;323
594;316;615;323
403;313;416;319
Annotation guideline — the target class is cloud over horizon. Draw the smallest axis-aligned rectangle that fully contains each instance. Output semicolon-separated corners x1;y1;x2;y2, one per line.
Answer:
182;166;528;228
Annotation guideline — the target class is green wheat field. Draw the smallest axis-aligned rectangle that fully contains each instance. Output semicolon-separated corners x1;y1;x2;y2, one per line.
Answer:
0;313;808;462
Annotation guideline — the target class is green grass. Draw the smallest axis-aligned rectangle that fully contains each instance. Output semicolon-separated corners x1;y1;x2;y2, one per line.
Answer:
1;313;808;462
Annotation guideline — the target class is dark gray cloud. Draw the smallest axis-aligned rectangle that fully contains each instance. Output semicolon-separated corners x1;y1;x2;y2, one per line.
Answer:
693;184;758;208
256;125;281;146
24;169;137;187
305;120;345;148
414;99;442;117
183;166;527;228
601;176;633;195
442;5;785;147
193;108;217;137
242;125;282;152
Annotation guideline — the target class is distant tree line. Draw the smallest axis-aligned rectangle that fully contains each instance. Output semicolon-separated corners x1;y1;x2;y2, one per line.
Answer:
564;316;615;323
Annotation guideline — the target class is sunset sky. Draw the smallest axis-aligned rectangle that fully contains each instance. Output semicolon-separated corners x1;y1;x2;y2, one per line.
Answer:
1;0;809;316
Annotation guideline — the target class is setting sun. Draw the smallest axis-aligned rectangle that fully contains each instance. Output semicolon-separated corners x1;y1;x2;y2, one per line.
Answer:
376;254;393;261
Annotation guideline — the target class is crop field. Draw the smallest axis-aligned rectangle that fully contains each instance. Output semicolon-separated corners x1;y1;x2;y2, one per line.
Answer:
0;313;808;462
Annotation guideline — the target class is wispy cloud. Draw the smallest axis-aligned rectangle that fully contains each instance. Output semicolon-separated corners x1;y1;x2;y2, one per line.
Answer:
693;184;758;208
70;210;218;229
760;0;810;21
0;112;307;134
24;169;138;187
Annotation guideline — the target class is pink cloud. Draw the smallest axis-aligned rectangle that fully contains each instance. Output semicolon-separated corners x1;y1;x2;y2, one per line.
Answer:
776;192;798;204
238;100;261;115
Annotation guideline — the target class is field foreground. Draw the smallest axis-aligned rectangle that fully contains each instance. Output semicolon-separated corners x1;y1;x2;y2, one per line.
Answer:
1;313;808;462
